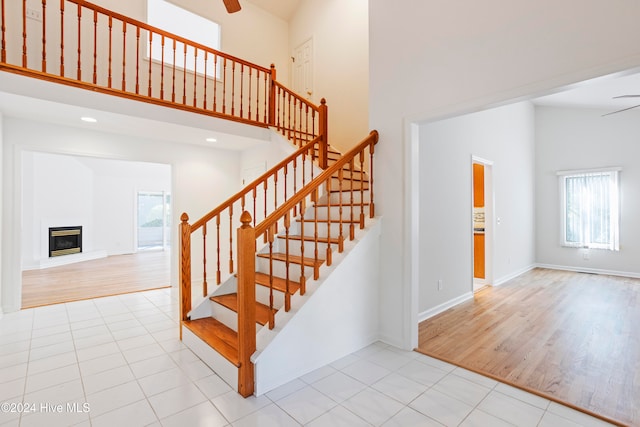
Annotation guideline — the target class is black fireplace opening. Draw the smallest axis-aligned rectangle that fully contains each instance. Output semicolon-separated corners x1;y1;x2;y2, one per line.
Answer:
49;226;83;257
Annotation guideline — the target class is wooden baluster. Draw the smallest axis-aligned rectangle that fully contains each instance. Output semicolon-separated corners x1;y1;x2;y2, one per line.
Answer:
228;204;234;274
231;60;236;116
1;0;6;63
179;213;192;338
213;54;218;112
193;47;197;107
312;188;319;280
203;51;208;109
267;65;274;124
59;0;64;76
338;168;345;252
325;178;332;266
369;139;376;217
267;225;275;329
147;32;152;96
349;158;355;240
252;187;257;229
319;99;328;169
76;3;81;80
41;0;46;72
263;181;267;225
236;211;255;398
202;223;208;297
284;212;291;312
248;67;252;120
121;21;126;91
22;0;27;67
239;63;244;118
216;214;221;284
182;42;186;104
160;35;165;99
292;157;298;217
135;27;140;93
273;172;278;233
171;39;176;102
283;163;288;204
92;10;97;83
299;199;306;295
359;149;365;229
222;57;227;114
107;15;113;87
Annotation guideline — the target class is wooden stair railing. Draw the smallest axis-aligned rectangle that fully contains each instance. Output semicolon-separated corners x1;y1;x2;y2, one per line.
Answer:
234;130;378;396
0;0;326;150
179;135;321;320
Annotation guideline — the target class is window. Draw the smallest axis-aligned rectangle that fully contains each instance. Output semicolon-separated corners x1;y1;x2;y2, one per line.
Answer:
558;168;620;250
146;0;221;77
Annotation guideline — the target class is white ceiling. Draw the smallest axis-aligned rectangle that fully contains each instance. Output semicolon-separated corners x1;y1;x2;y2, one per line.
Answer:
532;70;640;115
244;0;301;21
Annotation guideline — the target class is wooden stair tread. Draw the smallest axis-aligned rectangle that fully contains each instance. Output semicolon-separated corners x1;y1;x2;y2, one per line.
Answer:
182;317;239;367
210;293;275;326
257;252;324;267
278;234;341;244
255;272;301;294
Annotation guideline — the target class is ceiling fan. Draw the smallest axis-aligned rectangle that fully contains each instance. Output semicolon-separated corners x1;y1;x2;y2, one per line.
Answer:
222;0;242;13
603;95;640;116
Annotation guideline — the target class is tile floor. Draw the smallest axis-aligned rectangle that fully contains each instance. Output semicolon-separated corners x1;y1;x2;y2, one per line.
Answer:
0;288;615;426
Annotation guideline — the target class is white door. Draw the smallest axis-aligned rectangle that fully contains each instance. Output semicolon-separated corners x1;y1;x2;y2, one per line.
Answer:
292;38;313;100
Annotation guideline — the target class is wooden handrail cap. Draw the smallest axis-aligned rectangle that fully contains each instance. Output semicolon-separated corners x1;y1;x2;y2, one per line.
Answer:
320;98;326;105
240;211;252;227
181;213;189;222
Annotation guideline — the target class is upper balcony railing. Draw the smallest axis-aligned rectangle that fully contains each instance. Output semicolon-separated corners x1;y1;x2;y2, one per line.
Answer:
0;0;327;156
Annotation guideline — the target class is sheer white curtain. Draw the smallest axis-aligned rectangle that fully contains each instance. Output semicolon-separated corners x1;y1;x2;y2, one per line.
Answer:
560;169;619;250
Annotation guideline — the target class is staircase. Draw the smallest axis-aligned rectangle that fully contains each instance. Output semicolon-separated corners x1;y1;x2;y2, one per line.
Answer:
0;0;380;397
180;132;378;396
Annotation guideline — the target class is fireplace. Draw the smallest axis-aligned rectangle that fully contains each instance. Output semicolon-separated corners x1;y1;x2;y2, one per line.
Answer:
49;226;83;257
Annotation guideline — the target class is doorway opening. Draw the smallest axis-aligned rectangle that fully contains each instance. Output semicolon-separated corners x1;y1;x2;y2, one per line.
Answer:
472;157;493;292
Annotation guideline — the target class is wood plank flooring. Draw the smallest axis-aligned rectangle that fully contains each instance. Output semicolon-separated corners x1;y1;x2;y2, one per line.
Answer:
418;268;640;426
22;251;171;308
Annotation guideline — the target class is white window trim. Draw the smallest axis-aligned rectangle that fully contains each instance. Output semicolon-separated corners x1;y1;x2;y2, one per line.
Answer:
557;166;621;251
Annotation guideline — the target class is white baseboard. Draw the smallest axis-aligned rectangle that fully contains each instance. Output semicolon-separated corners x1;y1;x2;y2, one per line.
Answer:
535;263;640;279
493;264;536;286
418;292;473;322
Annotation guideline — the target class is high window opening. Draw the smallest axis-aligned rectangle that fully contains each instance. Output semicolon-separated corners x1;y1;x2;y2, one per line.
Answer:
146;0;221;77
559;168;620;251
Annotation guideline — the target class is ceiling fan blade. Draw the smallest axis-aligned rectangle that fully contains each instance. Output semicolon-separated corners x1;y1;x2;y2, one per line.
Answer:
602;103;640;117
222;0;241;13
613;95;640;99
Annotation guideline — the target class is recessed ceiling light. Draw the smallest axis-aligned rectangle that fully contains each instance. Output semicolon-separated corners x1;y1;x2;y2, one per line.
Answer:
81;116;97;123
206;137;217;142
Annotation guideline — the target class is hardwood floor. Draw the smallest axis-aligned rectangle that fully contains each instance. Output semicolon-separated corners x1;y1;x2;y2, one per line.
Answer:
22;251;171;308
418;268;640;426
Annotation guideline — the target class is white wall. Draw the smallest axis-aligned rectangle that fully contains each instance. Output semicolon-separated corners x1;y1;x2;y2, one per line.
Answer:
419;102;535;313
369;0;640;349
2;116;242;312
536;106;640;276
289;0;369;153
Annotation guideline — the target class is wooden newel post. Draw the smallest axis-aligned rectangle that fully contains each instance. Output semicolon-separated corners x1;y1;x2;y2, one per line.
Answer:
318;98;328;169
237;211;256;397
268;63;276;126
179;213;192;340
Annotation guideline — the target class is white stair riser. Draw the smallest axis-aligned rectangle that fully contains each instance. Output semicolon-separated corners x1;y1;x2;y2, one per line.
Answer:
327;180;369;192
256;257;318;281
308;205;370;221
255;285;285;310
273;238;333;259
327;190;371;205
210;300;262;332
